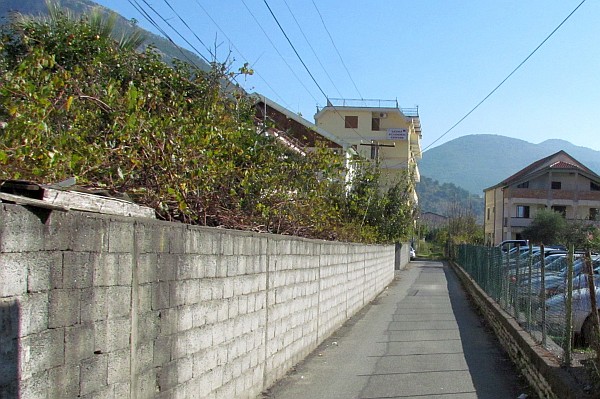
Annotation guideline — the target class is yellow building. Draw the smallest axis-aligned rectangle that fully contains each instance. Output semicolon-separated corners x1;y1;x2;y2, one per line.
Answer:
484;150;600;245
314;98;422;200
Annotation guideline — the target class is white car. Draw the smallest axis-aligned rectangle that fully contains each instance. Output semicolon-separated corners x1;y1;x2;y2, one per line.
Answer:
545;285;600;346
410;246;416;260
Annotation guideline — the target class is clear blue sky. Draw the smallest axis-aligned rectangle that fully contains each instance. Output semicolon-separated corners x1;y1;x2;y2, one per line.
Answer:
94;0;600;151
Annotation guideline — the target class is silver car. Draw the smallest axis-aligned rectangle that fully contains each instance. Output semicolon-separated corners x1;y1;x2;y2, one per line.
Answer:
545;285;600;345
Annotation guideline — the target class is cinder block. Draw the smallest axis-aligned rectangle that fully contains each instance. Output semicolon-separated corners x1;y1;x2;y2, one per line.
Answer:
72;215;108;252
0;205;44;253
18;292;49;337
80;287;108;323
152;281;170;310
79;353;108;396
65;323;95;364
117;254;133;286
0;253;28;297
177;356;193;384
135;223;169;254
94;317;131;353
48;289;80;328
137;310;159;343
136;368;159;399
20;369;48;399
106;286;131;318
153;335;173;367
20;328;64;379
107;348;131;384
112;382;131;398
157;361;178;391
108;221;134;253
136;253;158;284
27;252;61;293
156;254;177;281
62;252;95;289
168;227;185;255
135;341;154;373
48;364;80;398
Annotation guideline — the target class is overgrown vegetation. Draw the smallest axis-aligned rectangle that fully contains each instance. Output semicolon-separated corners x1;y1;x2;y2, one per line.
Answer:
0;2;416;244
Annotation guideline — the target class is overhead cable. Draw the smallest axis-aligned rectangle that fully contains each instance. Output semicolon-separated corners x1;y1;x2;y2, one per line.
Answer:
193;0;294;109
423;0;588;151
240;0;321;105
311;0;363;100
281;0;343;98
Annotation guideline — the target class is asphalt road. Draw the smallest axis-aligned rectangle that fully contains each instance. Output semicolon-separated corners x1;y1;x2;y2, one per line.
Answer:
260;260;532;399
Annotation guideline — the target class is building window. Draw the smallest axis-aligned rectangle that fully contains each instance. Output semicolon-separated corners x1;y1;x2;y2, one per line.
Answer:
590;208;599;221
371;117;380;131
552;205;566;217
487;208;491;220
516;205;530;218
345;116;358;129
551;181;561;190
517;181;529;188
591;181;600;191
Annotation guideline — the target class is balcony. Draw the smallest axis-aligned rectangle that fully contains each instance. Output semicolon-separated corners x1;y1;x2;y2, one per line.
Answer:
508;188;600;201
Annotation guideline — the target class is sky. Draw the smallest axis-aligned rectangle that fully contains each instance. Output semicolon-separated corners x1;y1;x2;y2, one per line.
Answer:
93;0;600;152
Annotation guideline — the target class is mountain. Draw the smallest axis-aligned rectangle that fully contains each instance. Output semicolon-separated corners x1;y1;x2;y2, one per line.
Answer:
0;0;211;71
416;176;484;222
419;134;600;195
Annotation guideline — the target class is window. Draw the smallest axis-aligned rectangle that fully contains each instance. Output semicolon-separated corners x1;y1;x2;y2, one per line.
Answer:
517;181;529;188
590;208;599;221
487;208;491;220
516;205;530;218
371;117;380;131
551;181;561;190
591;181;600;191
552;205;566;217
345;116;358;129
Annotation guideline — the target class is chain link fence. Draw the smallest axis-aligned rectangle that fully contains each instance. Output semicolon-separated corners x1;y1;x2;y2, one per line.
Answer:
453;243;600;364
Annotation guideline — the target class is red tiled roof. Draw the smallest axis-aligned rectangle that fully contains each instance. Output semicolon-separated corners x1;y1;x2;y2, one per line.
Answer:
549;161;579;169
487;150;600;190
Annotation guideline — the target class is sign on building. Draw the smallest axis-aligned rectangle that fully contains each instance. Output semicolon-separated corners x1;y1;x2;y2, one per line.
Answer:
387;128;408;140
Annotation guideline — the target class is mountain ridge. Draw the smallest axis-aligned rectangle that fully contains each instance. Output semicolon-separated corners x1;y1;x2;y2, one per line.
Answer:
419;134;600;194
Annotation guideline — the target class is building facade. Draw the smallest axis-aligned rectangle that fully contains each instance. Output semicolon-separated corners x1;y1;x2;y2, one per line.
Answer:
314;98;422;200
484;151;600;245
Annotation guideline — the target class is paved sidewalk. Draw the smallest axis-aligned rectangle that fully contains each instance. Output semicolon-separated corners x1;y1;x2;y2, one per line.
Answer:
261;260;530;399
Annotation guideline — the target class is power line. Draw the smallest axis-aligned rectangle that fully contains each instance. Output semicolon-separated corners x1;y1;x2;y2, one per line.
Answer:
281;0;343;98
129;0;210;66
262;0;328;100
239;0;321;105
311;0;363;100
192;0;294;110
161;0;215;60
423;0;588;152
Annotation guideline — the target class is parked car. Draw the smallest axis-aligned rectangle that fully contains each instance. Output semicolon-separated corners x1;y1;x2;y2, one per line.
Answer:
410;246;416;260
546;285;600;346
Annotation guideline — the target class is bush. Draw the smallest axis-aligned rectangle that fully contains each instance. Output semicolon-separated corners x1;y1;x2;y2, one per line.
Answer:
0;5;415;244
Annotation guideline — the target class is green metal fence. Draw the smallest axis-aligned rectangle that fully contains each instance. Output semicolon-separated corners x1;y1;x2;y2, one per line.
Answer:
453;244;600;363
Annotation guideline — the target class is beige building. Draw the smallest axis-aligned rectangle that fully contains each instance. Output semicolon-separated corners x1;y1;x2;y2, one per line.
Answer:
314;98;422;200
484;151;600;245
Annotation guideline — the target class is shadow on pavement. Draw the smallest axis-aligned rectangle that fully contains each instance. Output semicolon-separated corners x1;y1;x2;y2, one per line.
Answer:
443;262;532;398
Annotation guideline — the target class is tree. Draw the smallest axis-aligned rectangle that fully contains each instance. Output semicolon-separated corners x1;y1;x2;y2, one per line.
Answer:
521;209;566;245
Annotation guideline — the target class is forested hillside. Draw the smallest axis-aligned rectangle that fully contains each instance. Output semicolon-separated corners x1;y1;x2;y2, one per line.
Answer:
416;176;483;222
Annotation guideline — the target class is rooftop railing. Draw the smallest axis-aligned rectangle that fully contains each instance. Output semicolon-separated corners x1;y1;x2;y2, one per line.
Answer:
321;98;420;117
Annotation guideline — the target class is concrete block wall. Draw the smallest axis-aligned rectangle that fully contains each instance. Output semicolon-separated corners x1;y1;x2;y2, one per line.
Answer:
0;204;398;398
